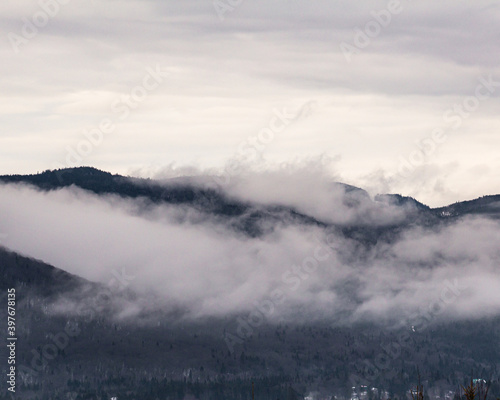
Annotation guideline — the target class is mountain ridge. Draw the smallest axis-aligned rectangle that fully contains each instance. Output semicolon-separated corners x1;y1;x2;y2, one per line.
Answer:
2;168;500;399
1;166;496;219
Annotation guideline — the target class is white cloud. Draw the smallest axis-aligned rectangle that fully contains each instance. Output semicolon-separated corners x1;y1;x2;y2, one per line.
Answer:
1;174;500;325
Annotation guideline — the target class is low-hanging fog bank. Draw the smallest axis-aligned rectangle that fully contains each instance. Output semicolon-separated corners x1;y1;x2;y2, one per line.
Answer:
1;169;499;326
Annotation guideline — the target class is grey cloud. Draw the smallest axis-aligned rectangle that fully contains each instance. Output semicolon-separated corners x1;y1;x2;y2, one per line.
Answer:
1;169;499;327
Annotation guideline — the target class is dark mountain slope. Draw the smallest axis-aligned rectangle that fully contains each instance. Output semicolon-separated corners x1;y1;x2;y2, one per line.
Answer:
374;193;430;211
434;194;500;218
0;167;328;237
2;167;498;245
0;167;246;215
0;246;85;296
1;245;500;400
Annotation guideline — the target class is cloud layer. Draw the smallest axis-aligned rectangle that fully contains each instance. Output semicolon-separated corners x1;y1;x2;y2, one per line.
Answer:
1;171;500;326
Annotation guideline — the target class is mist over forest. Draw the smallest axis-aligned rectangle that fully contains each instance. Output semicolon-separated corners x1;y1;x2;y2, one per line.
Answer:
1;168;500;399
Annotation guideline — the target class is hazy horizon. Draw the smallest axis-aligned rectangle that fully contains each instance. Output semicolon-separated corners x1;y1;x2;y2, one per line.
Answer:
1;1;500;207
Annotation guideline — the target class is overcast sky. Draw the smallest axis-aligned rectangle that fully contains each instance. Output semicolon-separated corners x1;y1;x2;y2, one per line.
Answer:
1;0;500;206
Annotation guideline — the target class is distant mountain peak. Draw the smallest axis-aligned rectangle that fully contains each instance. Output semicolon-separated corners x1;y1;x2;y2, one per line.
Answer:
374;193;430;211
1;168;499;229
55;166;112;175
